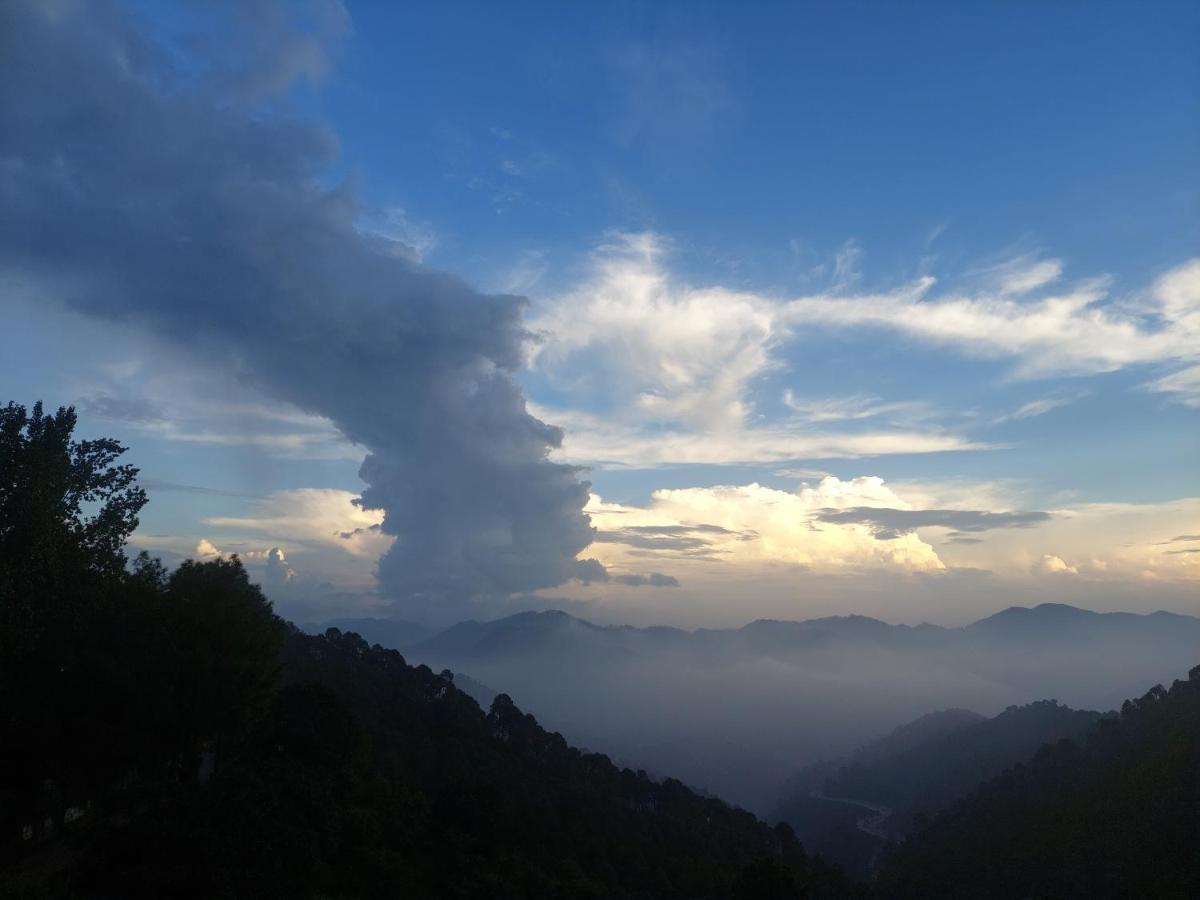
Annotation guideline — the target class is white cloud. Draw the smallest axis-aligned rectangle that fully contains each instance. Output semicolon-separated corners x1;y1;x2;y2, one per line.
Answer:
355;206;437;261
205;488;389;557
1145;363;1200;407
581;477;1200;590
196;538;222;558
530;233;780;432
529;236;1199;470
1035;554;1079;575
781;392;931;424
991;391;1087;424
940;497;1200;582
831;238;864;289
585;477;946;574
992;256;1064;295
533;403;985;468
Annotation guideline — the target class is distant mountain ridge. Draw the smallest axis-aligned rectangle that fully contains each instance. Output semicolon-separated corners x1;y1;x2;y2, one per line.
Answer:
322;602;1200;815
401;602;1200;659
317;603;1200;660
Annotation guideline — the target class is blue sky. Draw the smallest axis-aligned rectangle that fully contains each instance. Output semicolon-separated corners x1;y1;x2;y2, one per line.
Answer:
3;0;1198;626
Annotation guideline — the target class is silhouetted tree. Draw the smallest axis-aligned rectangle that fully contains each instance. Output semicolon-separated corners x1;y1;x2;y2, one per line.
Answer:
164;556;285;782
0;401;146;845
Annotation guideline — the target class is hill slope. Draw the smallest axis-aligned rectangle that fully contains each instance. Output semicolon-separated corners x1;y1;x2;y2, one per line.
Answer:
878;665;1200;898
771;701;1101;877
66;627;859;899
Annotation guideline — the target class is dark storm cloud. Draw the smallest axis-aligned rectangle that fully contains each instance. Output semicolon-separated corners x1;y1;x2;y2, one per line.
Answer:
1157;534;1200;545
817;507;1051;541
594;522;755;553
595;530;714;552
613;572;680;588
0;1;601;617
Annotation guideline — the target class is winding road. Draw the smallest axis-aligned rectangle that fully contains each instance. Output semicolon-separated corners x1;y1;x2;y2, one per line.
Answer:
809;789;895;874
809;789;894;839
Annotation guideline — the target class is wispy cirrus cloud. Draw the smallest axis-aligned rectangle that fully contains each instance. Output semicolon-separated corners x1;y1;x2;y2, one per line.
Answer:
532;403;986;468
990;391;1087;424
781;391;933;425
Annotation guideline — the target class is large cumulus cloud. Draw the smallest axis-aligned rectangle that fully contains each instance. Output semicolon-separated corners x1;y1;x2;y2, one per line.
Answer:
0;0;601;617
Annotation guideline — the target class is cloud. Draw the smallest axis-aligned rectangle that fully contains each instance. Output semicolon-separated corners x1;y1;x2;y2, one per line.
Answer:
356;206;437;261
81;392;166;424
532;233;1200;458
0;1;600;619
205;489;390;557
199;0;352;106
196;538;222;559
82;370;363;461
1145;363;1200;407
529;234;1196;469
781;258;1200;380
263;546;296;585
581;479;1200;591
533;403;984;468
529;233;779;432
781;392;931;424
1034;554;1079;575
139;478;261;500
816;507;1052;541
1158;534;1200;545
612;572;680;588
831;239;864;289
584;477;947;573
595;522;749;554
986;255;1064;296
991;392;1087;424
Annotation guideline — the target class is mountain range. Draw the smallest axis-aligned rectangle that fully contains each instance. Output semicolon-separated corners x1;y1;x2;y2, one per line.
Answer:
315;603;1200;814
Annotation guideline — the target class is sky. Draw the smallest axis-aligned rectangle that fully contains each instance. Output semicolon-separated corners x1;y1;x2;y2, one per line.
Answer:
2;0;1198;627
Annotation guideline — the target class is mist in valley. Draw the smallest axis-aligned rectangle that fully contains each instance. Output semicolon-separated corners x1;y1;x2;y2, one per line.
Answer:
346;603;1200;814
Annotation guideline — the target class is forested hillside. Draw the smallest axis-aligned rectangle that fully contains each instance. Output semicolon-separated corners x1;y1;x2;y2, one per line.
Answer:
771;701;1103;877
0;402;857;899
820;701;1102;836
878;666;1200;898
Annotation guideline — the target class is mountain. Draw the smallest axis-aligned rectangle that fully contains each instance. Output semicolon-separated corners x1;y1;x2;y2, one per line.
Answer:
65;627;858;899
878;664;1200;898
966;602;1200;642
775;700;1104;846
836;700;1103;831
398;603;1200;814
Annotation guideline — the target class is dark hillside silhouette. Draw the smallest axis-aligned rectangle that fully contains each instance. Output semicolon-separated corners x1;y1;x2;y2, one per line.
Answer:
0;403;857;899
878;666;1200;897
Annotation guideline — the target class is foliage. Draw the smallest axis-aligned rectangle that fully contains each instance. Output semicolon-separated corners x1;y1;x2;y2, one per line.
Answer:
878;668;1200;898
0;402;147;844
0;403;859;899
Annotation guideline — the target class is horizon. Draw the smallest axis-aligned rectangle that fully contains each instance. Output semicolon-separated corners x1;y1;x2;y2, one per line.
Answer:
320;599;1200;635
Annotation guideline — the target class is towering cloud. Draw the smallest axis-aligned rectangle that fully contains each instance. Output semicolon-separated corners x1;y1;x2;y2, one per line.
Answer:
0;1;600;617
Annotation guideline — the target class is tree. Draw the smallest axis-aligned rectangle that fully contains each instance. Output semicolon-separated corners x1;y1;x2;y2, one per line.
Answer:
0;402;146;844
164;556;286;781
